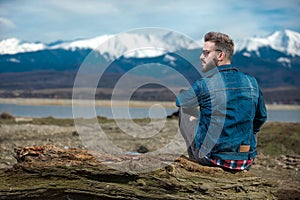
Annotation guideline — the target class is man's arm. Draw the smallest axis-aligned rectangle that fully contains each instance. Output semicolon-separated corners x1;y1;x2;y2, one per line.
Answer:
253;88;267;133
176;86;199;117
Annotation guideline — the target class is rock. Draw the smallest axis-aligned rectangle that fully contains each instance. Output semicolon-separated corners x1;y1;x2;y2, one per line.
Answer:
0;145;277;199
0;112;14;120
167;110;179;119
14;117;33;123
136;145;149;153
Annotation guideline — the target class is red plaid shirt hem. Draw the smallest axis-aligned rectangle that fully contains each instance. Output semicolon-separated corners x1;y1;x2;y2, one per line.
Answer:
206;156;253;171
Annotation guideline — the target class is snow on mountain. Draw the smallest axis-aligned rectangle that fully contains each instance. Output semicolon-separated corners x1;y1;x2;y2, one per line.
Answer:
163;54;177;66
277;57;292;68
79;32;200;59
49;35;114;51
236;29;300;56
0;38;46;55
0;32;200;60
1;29;300;59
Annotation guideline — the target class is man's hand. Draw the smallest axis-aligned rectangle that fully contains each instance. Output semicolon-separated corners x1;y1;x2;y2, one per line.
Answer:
189;116;198;122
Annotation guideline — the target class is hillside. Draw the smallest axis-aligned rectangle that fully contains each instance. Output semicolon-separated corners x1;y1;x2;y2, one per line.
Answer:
0;29;300;104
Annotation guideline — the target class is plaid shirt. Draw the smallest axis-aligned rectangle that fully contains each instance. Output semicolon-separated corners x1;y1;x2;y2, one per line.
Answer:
206;156;253;171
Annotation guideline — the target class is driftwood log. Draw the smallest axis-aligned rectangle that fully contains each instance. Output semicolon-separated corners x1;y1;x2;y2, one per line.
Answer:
0;145;276;199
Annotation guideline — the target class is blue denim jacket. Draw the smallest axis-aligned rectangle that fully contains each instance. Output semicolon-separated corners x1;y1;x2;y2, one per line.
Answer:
176;65;267;160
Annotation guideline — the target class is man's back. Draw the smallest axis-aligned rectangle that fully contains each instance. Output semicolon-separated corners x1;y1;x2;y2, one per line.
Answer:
201;65;266;160
176;65;267;161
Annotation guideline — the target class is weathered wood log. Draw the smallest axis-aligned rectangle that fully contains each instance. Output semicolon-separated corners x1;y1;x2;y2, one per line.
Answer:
0;145;276;199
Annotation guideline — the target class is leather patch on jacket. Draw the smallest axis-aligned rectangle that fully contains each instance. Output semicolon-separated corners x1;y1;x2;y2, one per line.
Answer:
239;145;250;152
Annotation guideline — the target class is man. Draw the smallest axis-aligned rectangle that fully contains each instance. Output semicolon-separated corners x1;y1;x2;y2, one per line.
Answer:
176;32;267;172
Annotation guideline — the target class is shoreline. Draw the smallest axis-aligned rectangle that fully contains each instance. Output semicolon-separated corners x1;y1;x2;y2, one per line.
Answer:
0;98;177;108
0;97;300;110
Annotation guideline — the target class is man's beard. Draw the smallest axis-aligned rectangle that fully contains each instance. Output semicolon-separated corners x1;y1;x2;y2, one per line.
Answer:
203;57;218;72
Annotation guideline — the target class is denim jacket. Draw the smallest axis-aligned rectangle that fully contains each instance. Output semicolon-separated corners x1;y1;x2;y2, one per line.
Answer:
176;65;267;160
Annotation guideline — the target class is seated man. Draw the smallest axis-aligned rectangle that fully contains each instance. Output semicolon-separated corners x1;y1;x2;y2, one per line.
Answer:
176;32;267;172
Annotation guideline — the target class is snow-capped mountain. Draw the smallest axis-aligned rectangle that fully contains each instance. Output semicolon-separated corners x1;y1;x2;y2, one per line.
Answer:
0;29;300;97
236;29;300;57
1;29;300;56
0;36;114;55
1;29;299;61
0;32;200;60
0;38;46;55
49;35;114;51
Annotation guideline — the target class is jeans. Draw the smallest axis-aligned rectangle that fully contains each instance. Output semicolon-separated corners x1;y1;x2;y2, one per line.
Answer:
178;107;254;172
178;107;215;167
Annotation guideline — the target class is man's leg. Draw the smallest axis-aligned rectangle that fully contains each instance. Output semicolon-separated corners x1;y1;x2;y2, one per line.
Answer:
178;108;215;167
178;107;199;160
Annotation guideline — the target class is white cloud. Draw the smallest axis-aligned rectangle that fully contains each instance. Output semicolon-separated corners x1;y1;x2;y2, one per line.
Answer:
0;0;299;42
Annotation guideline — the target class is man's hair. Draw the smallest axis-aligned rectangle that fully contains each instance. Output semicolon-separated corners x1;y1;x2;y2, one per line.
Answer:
204;32;234;60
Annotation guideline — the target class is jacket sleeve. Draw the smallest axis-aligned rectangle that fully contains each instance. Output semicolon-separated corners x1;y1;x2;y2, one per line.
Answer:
253;88;267;133
175;83;200;117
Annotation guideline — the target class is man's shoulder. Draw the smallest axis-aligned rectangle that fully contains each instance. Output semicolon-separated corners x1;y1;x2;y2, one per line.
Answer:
242;72;257;82
236;71;259;88
235;70;257;80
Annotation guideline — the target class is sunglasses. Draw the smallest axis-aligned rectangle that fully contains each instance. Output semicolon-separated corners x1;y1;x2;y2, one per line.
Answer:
201;49;222;57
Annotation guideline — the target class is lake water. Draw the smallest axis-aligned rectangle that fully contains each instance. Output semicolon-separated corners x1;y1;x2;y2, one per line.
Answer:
0;103;299;122
0;103;176;119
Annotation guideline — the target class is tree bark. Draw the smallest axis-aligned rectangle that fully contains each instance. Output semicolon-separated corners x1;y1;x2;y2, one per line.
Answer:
0;145;276;199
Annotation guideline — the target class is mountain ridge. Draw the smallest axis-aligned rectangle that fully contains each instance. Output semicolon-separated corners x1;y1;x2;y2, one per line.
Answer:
1;29;300;58
236;29;300;57
0;29;299;104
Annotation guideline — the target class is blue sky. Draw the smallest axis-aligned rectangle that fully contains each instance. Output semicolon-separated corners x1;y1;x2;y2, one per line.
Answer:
0;0;300;43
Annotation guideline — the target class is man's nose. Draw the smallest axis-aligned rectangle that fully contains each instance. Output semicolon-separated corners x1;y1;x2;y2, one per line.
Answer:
200;53;204;60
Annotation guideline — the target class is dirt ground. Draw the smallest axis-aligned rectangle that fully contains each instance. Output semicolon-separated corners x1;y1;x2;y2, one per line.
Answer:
0;115;299;199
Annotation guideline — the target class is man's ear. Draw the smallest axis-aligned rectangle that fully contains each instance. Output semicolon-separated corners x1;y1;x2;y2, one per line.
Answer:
218;51;225;60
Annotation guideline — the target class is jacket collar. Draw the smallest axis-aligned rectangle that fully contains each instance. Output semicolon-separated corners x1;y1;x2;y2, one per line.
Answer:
218;64;238;72
203;64;238;78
